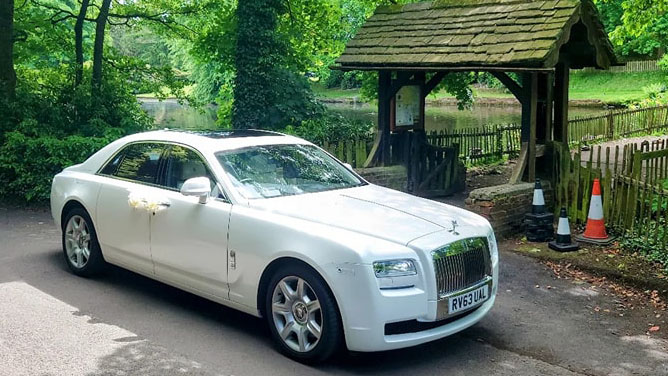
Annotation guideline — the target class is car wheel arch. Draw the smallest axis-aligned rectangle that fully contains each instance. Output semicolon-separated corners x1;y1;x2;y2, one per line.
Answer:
256;257;343;322
60;200;89;230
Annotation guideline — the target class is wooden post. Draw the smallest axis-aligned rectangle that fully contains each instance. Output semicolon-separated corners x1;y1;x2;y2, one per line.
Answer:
528;72;538;182
553;62;569;143
545;72;554;142
378;71;392;166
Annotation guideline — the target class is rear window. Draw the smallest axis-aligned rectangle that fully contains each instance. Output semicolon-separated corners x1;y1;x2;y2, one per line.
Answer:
100;143;166;185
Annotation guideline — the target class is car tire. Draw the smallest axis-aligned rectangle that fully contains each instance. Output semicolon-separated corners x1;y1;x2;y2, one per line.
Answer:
265;264;343;363
62;207;106;277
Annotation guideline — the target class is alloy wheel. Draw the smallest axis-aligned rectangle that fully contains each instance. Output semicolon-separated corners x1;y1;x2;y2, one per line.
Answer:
64;215;91;269
271;276;323;353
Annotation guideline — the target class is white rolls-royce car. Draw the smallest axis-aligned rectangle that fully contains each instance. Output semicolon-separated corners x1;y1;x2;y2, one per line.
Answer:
50;130;498;362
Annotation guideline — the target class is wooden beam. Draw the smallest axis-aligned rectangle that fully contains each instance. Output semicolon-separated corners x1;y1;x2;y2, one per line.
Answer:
491;72;526;104
509;142;528;184
331;65;555;73
553;62;569;143
363;131;381;168
528;72;538;182
423;72;448;98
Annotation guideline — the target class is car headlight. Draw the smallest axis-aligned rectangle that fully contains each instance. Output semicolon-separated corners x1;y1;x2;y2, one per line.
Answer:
373;259;417;278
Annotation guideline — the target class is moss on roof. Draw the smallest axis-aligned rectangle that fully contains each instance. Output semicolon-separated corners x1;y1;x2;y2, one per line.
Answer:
336;0;616;69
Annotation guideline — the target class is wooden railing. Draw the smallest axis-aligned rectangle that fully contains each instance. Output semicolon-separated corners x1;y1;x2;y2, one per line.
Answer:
554;138;668;247
320;139;370;168
575;59;661;73
568;106;668;145
426;124;521;164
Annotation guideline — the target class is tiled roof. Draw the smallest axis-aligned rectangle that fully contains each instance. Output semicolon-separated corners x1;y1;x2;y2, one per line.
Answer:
336;0;616;69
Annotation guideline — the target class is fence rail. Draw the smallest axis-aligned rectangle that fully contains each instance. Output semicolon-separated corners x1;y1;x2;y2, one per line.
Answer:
320;138;370;168
575;59;661;73
554;138;668;242
426;124;521;164
568;106;668;145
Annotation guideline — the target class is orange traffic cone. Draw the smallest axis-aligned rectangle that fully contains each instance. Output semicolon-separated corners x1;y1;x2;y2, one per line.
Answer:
575;178;614;245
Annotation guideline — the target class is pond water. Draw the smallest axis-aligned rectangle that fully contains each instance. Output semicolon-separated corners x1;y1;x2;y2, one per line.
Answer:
139;98;608;133
140;98;218;130
328;103;608;132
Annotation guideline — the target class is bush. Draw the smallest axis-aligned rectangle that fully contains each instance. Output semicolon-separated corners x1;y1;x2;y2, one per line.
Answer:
0;131;113;202
0;66;153;203
619;222;668;267
283;112;373;144
324;69;344;89
323;70;362;90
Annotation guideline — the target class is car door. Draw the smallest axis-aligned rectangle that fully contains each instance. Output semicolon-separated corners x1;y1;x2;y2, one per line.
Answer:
149;144;231;300
96;142;168;275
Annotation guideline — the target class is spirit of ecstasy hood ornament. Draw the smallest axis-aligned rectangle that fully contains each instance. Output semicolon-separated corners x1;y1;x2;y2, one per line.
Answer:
448;220;459;235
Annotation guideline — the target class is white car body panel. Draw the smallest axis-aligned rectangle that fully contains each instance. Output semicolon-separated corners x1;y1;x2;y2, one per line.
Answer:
50;130;499;352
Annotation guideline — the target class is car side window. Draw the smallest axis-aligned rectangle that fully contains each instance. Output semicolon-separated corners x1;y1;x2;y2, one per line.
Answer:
163;145;223;199
104;143;166;185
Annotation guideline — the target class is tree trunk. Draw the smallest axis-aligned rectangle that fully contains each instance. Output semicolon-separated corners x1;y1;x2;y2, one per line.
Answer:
232;0;283;129
0;0;16;99
74;0;90;87
91;0;111;95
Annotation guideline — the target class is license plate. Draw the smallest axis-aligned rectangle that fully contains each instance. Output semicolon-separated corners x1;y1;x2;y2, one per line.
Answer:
448;283;489;315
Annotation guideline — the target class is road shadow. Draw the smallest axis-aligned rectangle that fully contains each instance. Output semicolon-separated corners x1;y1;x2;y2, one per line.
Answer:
19;248;514;375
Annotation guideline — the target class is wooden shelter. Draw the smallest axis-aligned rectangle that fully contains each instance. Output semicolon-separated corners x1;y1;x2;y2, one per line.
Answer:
332;0;618;190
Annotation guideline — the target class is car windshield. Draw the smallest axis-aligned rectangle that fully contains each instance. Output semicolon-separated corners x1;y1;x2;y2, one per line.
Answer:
215;144;364;199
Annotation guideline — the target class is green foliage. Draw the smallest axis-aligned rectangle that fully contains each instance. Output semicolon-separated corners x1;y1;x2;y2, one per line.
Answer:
438;73;476;110
325;70;363;89
0;65;152;203
283;112;373;144
620;222;668;266
231;0;326;130
0;131;112;202
595;0;668;58
643;83;667;99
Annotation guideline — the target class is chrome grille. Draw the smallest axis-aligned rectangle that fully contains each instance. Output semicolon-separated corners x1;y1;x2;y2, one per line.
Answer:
432;237;492;298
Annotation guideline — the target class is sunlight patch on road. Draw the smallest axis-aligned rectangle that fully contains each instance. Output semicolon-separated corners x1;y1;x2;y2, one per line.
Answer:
0;281;139;376
621;335;668;361
565;286;599;297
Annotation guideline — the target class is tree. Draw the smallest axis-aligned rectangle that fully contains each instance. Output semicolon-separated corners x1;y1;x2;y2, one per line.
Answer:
92;0;111;95
596;0;668;58
0;0;16;98
74;0;90;87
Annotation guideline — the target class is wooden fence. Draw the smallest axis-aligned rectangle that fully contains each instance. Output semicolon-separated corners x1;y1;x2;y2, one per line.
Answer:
575;59;661;73
554;138;668;245
568;106;668;145
320;139;370;168
426;124;522;164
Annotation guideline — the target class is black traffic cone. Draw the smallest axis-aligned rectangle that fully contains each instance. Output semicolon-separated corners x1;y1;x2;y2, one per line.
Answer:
524;179;554;242
548;208;579;252
532;179;546;214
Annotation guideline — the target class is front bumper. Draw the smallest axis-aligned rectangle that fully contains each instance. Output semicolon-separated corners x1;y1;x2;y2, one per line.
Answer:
325;248;498;352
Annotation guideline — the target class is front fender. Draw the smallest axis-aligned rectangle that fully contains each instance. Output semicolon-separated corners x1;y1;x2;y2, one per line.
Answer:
226;204;417;312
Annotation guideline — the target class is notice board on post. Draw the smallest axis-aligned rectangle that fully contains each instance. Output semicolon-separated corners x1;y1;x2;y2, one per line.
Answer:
394;85;422;130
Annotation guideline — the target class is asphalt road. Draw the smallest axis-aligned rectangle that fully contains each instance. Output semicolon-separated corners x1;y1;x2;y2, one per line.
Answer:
1;207;668;376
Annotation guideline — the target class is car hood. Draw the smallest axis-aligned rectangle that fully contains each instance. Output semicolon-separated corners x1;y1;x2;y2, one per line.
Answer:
248;184;486;246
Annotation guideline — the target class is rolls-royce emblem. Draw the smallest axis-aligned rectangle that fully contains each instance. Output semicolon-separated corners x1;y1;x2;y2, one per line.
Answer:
448;220;459;235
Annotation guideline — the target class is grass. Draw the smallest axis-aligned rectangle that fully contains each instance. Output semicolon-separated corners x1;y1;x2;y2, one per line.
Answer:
310;83;361;99
314;70;668;105
569;71;668;104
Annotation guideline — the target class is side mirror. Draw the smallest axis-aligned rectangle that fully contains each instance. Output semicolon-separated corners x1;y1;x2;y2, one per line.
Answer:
180;177;211;204
343;163;353;171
